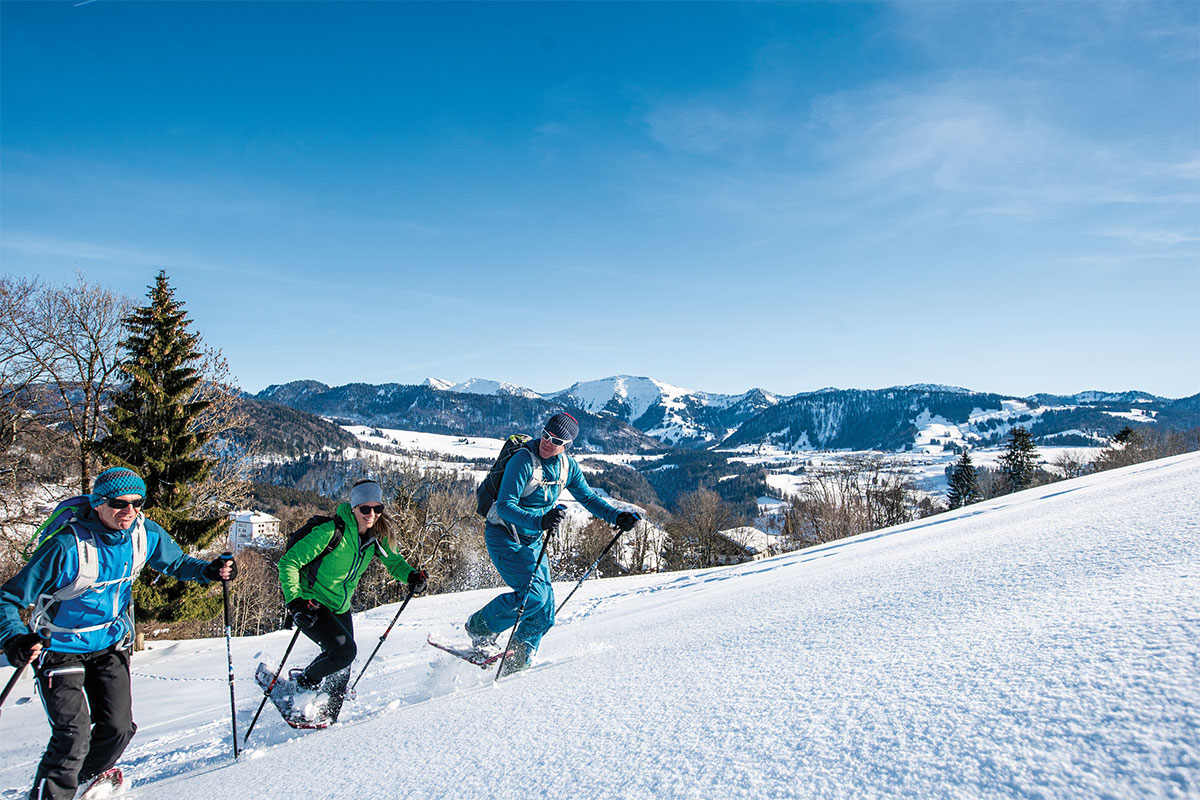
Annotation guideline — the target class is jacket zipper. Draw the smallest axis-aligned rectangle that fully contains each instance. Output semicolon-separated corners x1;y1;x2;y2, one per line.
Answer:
341;538;367;610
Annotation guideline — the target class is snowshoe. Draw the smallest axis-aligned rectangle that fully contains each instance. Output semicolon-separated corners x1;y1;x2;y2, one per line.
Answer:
427;634;512;668
254;662;334;729
79;767;124;799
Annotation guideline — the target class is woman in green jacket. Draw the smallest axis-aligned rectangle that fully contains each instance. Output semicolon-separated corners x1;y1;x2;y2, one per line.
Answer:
279;478;426;721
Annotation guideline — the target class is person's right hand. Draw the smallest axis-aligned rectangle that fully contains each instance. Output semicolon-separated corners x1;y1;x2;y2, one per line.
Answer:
287;598;320;629
3;631;46;667
540;506;566;533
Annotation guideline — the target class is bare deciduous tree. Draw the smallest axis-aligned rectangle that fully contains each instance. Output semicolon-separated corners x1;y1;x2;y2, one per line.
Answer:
779;455;919;550
183;347;258;520
665;488;740;569
0;274;131;494
1053;450;1093;480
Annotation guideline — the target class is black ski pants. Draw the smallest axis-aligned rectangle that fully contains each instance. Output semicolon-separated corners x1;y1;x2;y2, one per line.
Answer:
296;606;355;721
296;605;356;683
29;646;135;800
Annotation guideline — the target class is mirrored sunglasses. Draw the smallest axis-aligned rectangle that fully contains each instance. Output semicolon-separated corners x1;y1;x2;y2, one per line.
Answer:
106;497;145;510
541;431;571;447
358;504;385;515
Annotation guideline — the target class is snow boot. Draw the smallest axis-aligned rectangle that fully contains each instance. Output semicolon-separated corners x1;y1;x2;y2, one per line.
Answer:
497;640;534;678
290;667;321;691
465;613;498;650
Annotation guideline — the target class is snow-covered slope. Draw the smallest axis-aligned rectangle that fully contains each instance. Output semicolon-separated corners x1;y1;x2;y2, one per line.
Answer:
2;454;1197;799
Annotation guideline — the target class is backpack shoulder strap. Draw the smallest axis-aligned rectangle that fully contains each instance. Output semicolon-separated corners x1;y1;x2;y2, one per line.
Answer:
327;516;346;552
556;454;570;487
130;515;148;576
521;445;544;499
300;515;345;586
51;524;99;602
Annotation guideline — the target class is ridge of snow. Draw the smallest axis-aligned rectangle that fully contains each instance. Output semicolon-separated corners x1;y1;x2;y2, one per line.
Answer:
441;378;542;399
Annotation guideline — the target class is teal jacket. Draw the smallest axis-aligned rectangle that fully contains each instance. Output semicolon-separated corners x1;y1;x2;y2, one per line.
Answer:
0;509;211;657
278;503;415;614
492;444;621;543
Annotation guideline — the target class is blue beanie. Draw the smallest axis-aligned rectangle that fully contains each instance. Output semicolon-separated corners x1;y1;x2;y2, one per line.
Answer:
543;412;579;445
90;467;146;508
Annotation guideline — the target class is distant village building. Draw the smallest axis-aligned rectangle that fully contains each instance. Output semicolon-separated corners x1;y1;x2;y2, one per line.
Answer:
228;510;281;553
711;526;775;565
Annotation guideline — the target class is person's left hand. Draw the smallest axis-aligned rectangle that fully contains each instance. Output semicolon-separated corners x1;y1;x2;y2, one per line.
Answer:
407;569;429;595
205;554;238;582
615;511;640;533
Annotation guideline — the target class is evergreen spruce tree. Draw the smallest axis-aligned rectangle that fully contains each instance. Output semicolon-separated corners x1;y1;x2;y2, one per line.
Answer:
997;425;1039;494
103;271;223;623
946;448;980;509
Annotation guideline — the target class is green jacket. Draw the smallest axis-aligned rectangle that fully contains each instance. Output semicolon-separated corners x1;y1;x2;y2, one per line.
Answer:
278;503;415;614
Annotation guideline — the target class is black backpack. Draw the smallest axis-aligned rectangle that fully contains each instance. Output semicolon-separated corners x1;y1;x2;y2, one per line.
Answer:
286;514;346;588
474;434;569;519
475;434;534;517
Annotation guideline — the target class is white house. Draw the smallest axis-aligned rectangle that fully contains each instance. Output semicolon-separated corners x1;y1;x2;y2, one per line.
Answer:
712;526;775;565
227;510;281;553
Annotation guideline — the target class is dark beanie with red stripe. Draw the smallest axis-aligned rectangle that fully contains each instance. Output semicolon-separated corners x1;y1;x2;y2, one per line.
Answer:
543;412;579;444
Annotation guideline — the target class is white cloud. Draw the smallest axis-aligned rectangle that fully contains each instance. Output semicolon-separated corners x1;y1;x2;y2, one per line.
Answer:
644;99;771;157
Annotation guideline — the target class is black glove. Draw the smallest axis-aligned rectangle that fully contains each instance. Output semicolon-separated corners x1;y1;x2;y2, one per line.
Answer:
287;598;319;629
540;506;566;533
615;511;639;533
407;569;428;595
204;553;238;582
4;632;46;667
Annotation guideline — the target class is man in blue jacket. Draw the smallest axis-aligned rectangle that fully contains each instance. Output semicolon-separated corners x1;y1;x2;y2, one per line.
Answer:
466;413;638;675
0;467;236;800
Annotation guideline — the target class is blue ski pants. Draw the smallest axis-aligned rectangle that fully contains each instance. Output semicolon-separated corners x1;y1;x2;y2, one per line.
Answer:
473;523;554;652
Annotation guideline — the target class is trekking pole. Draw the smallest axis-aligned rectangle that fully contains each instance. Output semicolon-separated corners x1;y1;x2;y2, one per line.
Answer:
348;587;414;695
494;508;560;683
243;625;303;745
556;524;626;616
219;554;239;759
0;629;49;718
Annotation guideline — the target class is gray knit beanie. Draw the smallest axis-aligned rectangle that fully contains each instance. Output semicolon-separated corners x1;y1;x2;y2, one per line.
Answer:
350;479;383;508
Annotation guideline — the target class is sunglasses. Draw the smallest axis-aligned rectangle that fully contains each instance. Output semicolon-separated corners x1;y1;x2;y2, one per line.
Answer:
106;497;145;510
541;431;571;447
358;504;385;516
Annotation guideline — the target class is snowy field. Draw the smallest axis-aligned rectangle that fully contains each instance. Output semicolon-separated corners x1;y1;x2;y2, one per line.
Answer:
342;425;506;461
2;453;1197;799
731;443;1106;499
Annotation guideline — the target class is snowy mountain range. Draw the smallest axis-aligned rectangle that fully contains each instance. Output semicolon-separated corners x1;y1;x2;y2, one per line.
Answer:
253;376;1199;454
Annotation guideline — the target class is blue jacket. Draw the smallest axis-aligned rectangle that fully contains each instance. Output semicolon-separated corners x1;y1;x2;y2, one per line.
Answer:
491;444;621;543
0;508;212;657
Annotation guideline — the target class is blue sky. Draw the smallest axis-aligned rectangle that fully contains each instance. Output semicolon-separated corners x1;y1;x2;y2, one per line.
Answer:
2;1;1197;398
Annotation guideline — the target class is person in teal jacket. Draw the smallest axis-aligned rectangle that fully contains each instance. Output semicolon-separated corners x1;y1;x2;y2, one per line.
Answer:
0;466;234;800
467;412;638;675
278;478;426;721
